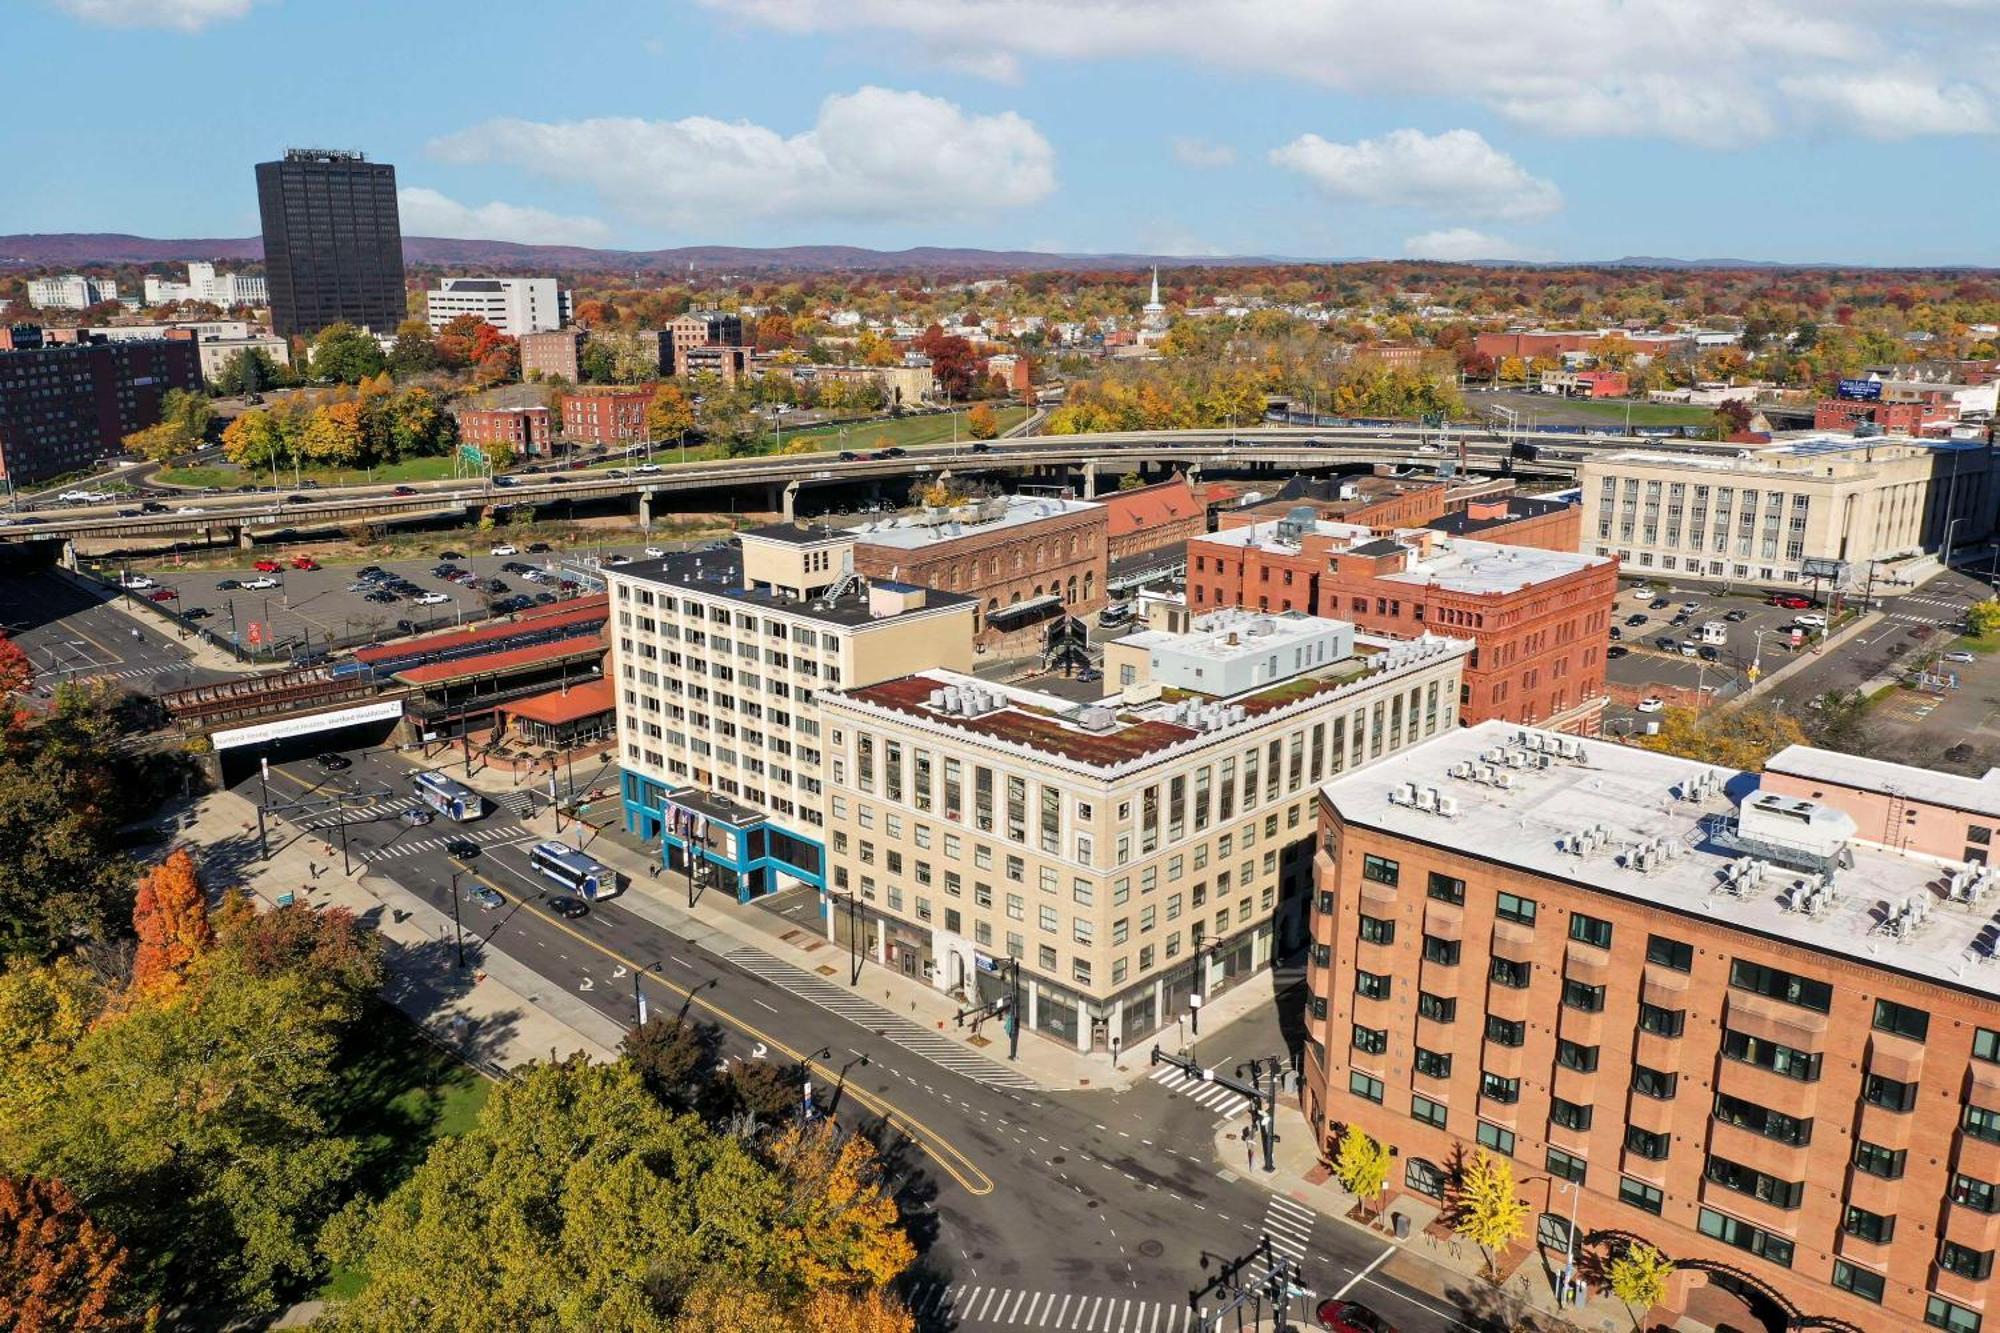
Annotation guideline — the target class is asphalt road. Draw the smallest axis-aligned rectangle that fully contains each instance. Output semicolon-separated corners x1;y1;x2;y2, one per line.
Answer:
1767;565;1992;709
0;570;233;696
249;744;1489;1333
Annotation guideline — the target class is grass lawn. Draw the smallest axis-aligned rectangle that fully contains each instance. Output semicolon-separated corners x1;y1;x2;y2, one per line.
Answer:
315;1004;495;1301
156;455;475;490
1531;398;1717;428
152;464;244;489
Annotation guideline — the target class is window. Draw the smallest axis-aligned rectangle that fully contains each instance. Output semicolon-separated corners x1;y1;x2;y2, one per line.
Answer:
1728;959;1832;1013
1953;1173;1998;1213
1550;1098;1593;1132
1414;1048;1452;1079
1423;935;1462;966
1476;1122;1515;1156
1853;1140;1906;1178
1631;1065;1677;1100
1417;992;1456;1023
1485;1015;1525;1047
1362;854;1400;886
1039;904;1058;933
1561;979;1605;1012
1411;1094;1447;1129
1843;1205;1895;1243
1976;1027;2000;1064
1358;914;1396;944
1830;1261;1883;1304
1624;1125;1670;1161
1619;1178;1664;1214
1697;1207;1793;1268
1038;944;1057;971
1556;1040;1599;1073
1489;956;1531;988
1873;998;1930;1042
1926;1297;1982;1333
1568;913;1613;948
1481;1072;1521;1104
1349;1071;1385;1103
1547;1147;1587;1185
1965;1103;2000;1144
1426;871;1463;904
1495;892;1537;925
1638;1003;1685;1037
1356;971;1392;1000
1863;1072;1918;1113
1705;1156;1803;1209
1646;934;1694;971
1939;1243;1993;1281
1720;1029;1820;1081
1353;1024;1389;1055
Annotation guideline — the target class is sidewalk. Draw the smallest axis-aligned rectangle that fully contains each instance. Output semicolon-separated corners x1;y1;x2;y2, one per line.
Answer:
173;787;623;1075
1206;1106;1672;1333
520;798;1286;1093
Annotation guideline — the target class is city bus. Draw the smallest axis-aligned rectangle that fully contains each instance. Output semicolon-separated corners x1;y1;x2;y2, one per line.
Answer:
414;771;484;822
527;840;615;900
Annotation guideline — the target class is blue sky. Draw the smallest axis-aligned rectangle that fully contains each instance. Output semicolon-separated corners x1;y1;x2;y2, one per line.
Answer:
9;0;2000;264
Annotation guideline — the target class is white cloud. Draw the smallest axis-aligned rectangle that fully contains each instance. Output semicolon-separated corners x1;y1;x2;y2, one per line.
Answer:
429;87;1055;229
1172;137;1237;168
1402;228;1532;262
54;0;261;29
1779;71;1995;138
1269;128;1561;220
396;188;611;245
702;0;2000;146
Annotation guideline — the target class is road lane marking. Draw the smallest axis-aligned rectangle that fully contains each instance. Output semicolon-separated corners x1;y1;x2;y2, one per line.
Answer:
1333;1243;1397;1300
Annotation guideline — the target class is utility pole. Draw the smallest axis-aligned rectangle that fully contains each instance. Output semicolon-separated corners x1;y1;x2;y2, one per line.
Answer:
1235;1056;1282;1173
449;869;466;968
953;955;1022;1060
336;791;352;876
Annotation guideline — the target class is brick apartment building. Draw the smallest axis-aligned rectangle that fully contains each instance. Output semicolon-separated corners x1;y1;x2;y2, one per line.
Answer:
519;328;585;383
0;329;203;483
1307;722;2000;1333
560;387;652;445
1188;515;1615;732
1815;396;1956;437
843;495;1109;659
456;405;552;457
666;311;743;373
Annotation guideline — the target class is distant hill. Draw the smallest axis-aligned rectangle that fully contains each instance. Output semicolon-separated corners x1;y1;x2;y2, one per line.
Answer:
0;233;1277;274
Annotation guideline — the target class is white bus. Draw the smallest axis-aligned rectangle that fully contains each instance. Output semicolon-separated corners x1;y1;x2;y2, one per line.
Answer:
527;840;615;900
414;771;484;822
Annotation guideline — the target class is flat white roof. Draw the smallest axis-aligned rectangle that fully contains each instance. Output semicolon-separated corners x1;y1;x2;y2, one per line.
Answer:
1322;721;2000;1001
1766;744;2000;822
1202;518;1606;596
1120;608;1347;664
852;495;1099;549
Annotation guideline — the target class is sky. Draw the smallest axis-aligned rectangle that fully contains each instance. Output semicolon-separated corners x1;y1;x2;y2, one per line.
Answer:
8;0;2000;265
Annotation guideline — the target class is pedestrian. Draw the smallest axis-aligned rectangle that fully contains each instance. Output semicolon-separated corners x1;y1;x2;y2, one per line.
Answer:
1246;1141;1254;1170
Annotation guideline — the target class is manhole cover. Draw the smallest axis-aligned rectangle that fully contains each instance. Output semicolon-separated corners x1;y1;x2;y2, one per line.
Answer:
1051;1155;1066;1165
1086;1200;1099;1209
1138;1240;1165;1258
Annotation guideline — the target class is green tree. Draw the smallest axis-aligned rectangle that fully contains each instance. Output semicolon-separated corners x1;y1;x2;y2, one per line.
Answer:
212;345;286;395
318;1057;913;1332
1331;1125;1391;1220
623;1013;721;1113
0;711;136;961
385;320;439;377
309;324;387;384
1446;1149;1529;1277
1606;1241;1674;1328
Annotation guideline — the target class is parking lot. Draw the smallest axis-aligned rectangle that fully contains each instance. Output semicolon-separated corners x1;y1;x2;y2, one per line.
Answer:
1604;579;1838;715
95;538;683;659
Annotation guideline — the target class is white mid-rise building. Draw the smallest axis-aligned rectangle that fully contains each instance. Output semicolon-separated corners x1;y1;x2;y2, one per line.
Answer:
27;275;118;310
425;277;570;337
143;262;268;308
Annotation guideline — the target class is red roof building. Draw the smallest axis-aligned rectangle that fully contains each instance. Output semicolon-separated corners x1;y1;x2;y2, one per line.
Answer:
1096;474;1206;564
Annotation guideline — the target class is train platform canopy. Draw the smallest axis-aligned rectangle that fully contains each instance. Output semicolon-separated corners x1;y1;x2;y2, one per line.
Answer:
353;594;607;666
500;679;614;727
392;637;602;687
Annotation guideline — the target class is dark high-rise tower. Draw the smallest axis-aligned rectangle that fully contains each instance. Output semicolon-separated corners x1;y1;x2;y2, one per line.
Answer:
255;148;405;339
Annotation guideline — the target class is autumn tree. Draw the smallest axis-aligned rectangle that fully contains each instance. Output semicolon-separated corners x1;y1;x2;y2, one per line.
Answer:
1966;598;2000;638
1331;1125;1391;1220
966;403;999;439
622;1012;722;1113
913;325;977;399
1636;703;1804;772
0;1174;143;1332
855;330;899;367
0;636;32;698
128;849;211;998
647;383;696;445
1606;1241;1674;1329
1446;1148;1529;1277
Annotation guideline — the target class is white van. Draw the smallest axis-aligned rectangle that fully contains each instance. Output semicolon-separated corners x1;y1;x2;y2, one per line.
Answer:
1698;621;1728;645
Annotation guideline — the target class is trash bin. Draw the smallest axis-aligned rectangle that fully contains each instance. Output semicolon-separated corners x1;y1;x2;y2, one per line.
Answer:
1392;1212;1409;1239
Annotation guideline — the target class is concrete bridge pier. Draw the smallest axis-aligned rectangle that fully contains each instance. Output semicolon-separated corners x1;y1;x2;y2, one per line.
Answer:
1082;459;1098;499
236;527;255;549
637;487;654;530
782;479;801;522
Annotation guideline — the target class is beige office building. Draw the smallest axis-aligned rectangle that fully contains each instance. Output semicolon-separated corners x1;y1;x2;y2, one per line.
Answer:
1579;436;1995;590
817;611;1471;1052
608;530;975;903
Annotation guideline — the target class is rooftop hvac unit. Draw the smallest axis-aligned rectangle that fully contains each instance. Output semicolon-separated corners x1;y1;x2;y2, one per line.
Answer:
1494;771;1514;790
1416;786;1439;812
941;686;963;714
1437;795;1461;817
1396;782;1418;805
1505;750;1528;769
1448;762;1472;780
928;689;947;709
1479;765;1499;784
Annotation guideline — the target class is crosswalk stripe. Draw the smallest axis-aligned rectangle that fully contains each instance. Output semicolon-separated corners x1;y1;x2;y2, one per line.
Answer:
1054;1293;1072;1327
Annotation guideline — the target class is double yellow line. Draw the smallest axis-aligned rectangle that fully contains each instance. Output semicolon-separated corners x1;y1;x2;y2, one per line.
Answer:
264;767;994;1196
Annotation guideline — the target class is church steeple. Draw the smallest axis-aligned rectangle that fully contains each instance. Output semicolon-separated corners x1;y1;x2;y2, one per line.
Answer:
1148;265;1160;308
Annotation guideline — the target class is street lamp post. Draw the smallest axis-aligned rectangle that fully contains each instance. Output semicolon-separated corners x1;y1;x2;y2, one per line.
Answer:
449;869;466;968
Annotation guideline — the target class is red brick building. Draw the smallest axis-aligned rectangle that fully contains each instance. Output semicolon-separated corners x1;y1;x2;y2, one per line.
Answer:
0;330;203;483
1097;475;1206;564
457;405;553;457
1188;517;1614;732
519;328;585;383
1473;330;1596;361
560;387;652;445
1815;396;1956;437
1424;495;1583;554
1308;721;2000;1333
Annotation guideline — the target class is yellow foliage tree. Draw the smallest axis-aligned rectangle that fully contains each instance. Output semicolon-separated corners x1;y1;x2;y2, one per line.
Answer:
796;1288;916;1333
647;384;695;442
966;403;999;439
1966;598;2000;638
765;1121;916;1290
1447;1148;1529;1276
1607;1241;1675;1328
129;848;213;999
1332;1124;1391;1219
1634;703;1804;773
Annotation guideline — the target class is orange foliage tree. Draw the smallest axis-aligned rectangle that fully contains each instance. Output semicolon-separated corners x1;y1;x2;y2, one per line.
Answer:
129;849;211;997
0;636;30;698
0;1174;141;1332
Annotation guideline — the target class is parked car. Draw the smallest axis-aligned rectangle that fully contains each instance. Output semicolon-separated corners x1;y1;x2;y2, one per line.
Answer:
1945;650;1977;663
1606;644;1629;659
491;544;518;557
1698;645;1720;661
415;592;449;606
1654;636;1675;651
1769;594;1812;609
291;556;320;570
1648;597;1670;610
482;578;508;594
643;546;666;558
1793;613;1827;629
439;550;465;560
215;577;241;590
533;592;557;605
253;559;282;572
1625;614;1647;627
147;588;177;602
119;573;156;589
607;553;631;566
357;565;385;578
548;896;590;920
527;542;552;553
183;607;211;620
242;576;279;590
1636;697;1666;713
1724;608;1749;622
1608;626;1622;641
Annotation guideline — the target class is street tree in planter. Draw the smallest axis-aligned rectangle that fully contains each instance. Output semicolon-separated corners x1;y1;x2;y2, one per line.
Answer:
1446;1148;1529;1279
1607;1241;1674;1330
1331;1124;1391;1222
